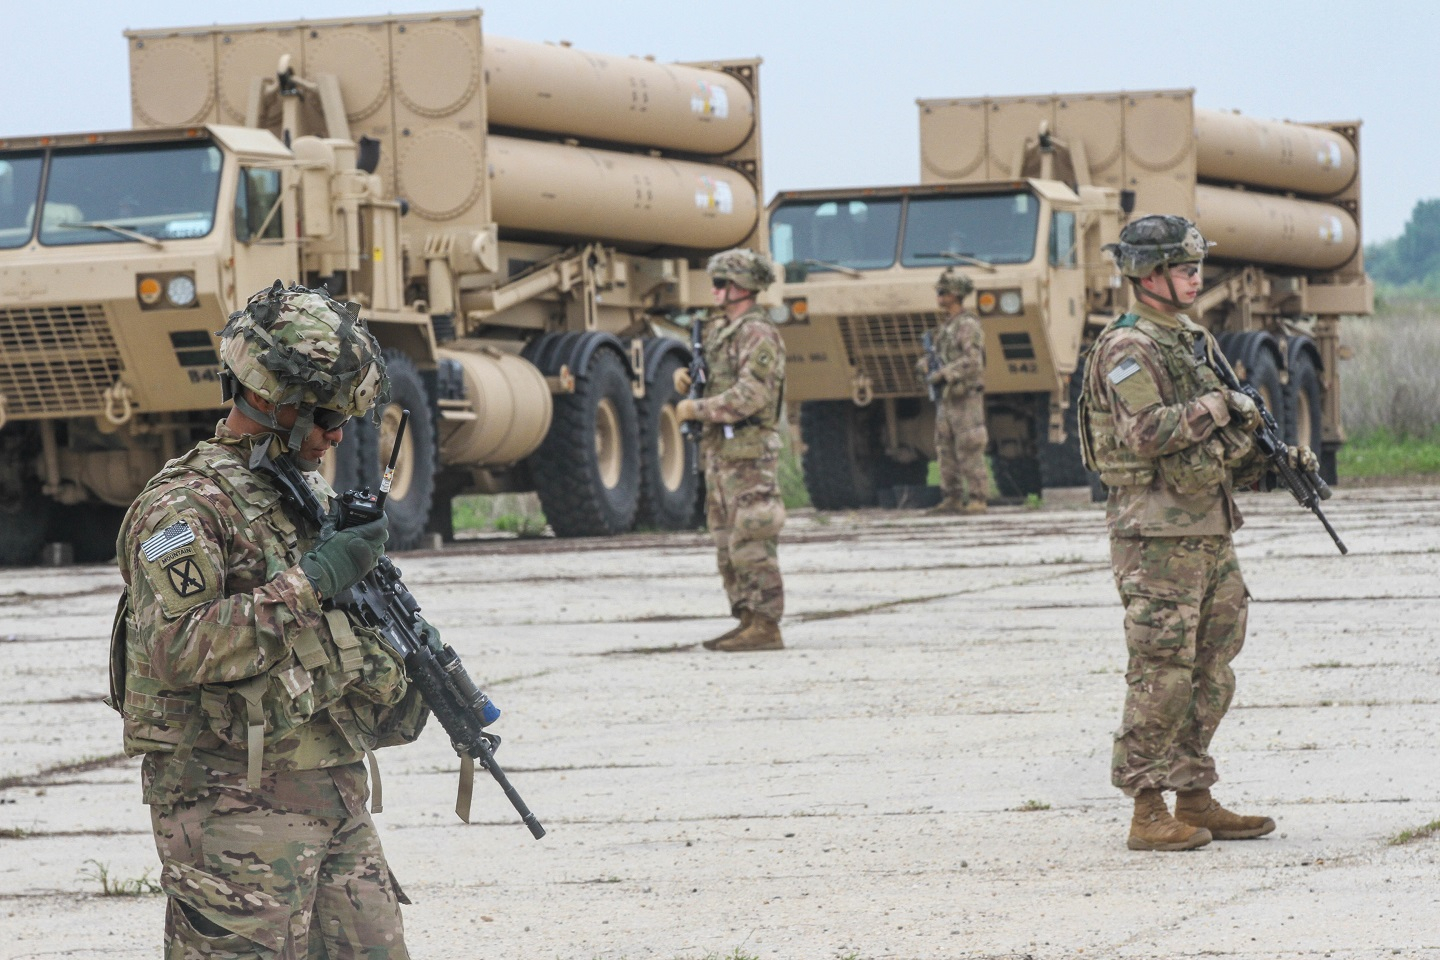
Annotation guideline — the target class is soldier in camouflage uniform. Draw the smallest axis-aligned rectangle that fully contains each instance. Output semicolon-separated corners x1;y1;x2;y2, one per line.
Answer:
673;249;787;652
1080;216;1317;851
919;268;989;513
110;282;429;957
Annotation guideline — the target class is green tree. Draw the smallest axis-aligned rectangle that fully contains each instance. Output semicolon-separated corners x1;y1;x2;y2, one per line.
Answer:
1366;198;1440;287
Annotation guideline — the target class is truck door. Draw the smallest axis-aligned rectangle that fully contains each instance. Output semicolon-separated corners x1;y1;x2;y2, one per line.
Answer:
1045;208;1086;381
229;165;297;300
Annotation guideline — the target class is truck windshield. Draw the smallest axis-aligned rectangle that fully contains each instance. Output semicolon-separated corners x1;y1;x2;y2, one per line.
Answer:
0;154;44;249
901;191;1039;266
770;198;903;271
35;140;222;247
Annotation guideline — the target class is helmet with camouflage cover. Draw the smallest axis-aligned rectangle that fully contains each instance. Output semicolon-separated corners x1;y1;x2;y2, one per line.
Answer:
935;267;975;300
1103;214;1212;278
706;247;776;292
219;280;388;461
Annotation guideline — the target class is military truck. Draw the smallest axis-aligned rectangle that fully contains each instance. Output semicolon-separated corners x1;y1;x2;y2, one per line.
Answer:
771;88;1369;508
0;10;766;563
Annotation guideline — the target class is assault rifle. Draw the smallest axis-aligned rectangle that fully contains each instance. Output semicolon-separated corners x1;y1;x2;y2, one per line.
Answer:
1197;347;1347;555
260;412;546;837
921;331;943;403
680;314;708;467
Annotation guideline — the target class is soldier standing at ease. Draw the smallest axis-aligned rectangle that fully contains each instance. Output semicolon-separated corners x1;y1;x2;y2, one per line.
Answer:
110;282;430;957
673;248;788;652
1079;215;1318;851
921;268;989;514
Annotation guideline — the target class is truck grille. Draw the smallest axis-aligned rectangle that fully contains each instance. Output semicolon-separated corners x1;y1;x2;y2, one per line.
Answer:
836;312;937;397
0;303;123;417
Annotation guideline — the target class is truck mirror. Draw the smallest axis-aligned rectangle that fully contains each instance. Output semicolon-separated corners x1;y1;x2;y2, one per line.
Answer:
1120;190;1136;215
357;136;381;175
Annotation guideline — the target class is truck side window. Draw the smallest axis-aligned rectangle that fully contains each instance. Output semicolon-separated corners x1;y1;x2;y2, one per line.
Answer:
1049;211;1077;268
235;168;283;243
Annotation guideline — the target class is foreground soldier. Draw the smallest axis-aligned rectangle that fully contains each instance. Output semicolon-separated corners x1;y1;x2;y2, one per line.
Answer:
110;282;427;957
919;268;989;513
674;249;788;651
1079;216;1316;851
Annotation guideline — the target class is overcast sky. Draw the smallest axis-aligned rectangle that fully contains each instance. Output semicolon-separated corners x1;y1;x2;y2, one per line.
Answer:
4;0;1433;243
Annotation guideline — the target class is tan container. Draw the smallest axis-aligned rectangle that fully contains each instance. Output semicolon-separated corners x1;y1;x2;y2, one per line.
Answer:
436;346;552;465
485;36;754;155
1195;185;1358;270
1195;109;1357;197
487;135;758;249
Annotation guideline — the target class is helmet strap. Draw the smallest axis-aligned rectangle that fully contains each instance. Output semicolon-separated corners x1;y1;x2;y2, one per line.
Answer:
1131;266;1191;312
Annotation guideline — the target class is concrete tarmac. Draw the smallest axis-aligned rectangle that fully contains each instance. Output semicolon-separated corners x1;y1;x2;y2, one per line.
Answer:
1;485;1437;959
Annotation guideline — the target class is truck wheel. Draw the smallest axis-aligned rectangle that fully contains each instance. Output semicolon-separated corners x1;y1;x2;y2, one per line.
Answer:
636;352;701;530
530;349;641;536
799;400;874;509
363;350;437;551
320;426;375;497
0;494;51;566
1039;362;1091;488
988;397;1043;500
1245;348;1285;426
1286;351;1323;452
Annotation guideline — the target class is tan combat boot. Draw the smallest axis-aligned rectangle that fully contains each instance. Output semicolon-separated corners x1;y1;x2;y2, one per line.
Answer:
927;497;963;515
703;611;751;651
1174;789;1276;840
713;614;783;652
1127;789;1212;851
962;498;988;514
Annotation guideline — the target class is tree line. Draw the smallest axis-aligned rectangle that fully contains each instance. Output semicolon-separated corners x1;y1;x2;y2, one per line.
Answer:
1365;198;1440;297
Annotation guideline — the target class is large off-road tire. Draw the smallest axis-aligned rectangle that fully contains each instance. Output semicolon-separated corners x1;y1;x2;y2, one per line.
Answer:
529;349;641;536
354;350;437;551
799;400;874;509
0;493;51;566
988;396;1043;500
1286;350;1323;452
1039;363;1091;488
319;423;375;498
1245;347;1285;427
636;352;701;530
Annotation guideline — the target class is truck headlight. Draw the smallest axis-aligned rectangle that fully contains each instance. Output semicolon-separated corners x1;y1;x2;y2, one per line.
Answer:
999;290;1023;315
166;274;198;308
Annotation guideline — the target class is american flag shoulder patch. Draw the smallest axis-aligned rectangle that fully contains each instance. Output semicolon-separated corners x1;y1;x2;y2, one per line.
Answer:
141;521;196;562
1107;357;1142;385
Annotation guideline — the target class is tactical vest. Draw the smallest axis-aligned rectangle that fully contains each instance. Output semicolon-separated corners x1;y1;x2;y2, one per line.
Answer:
108;441;415;804
703;310;785;459
1078;313;1229;492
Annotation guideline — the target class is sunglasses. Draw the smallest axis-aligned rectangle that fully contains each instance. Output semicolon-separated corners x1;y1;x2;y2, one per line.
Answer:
312;407;351;431
711;277;732;290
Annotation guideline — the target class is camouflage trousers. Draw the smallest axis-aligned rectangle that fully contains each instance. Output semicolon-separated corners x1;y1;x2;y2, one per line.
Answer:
705;452;785;621
1109;534;1249;796
935;389;988;503
148;761;409;959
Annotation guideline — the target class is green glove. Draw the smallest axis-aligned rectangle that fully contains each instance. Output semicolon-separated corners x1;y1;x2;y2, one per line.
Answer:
417;617;445;654
301;515;389;599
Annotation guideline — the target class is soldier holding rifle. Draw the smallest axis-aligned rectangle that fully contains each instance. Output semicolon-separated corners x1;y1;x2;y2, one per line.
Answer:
1079;216;1324;852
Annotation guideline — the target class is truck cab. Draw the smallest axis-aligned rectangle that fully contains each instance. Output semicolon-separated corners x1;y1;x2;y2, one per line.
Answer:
770;177;1119;507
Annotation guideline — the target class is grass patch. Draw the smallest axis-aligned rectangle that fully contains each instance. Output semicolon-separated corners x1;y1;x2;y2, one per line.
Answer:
1013;799;1052;812
79;860;161;896
451;493;548;536
1337;429;1440;478
779;429;811;509
1388;819;1440;846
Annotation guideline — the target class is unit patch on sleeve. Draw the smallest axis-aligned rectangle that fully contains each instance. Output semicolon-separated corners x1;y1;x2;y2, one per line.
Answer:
1107;355;1163;411
137;515;219;617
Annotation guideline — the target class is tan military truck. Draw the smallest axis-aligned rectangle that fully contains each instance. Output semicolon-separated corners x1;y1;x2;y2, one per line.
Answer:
0;10;764;562
772;88;1369;507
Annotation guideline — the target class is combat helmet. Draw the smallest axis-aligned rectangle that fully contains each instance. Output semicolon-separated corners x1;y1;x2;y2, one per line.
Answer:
935;267;975;300
706;248;776;292
1103;215;1212;279
219;280;388;461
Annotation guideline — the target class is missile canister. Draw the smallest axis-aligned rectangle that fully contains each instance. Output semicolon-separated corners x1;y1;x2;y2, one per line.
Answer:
487;135;759;249
1195;184;1358;270
1195;108;1357;198
484;36;755;156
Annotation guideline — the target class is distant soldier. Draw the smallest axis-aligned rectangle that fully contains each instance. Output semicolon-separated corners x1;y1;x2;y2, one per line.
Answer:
111;282;429;956
1079;215;1317;851
674;249;788;651
920;268;989;513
